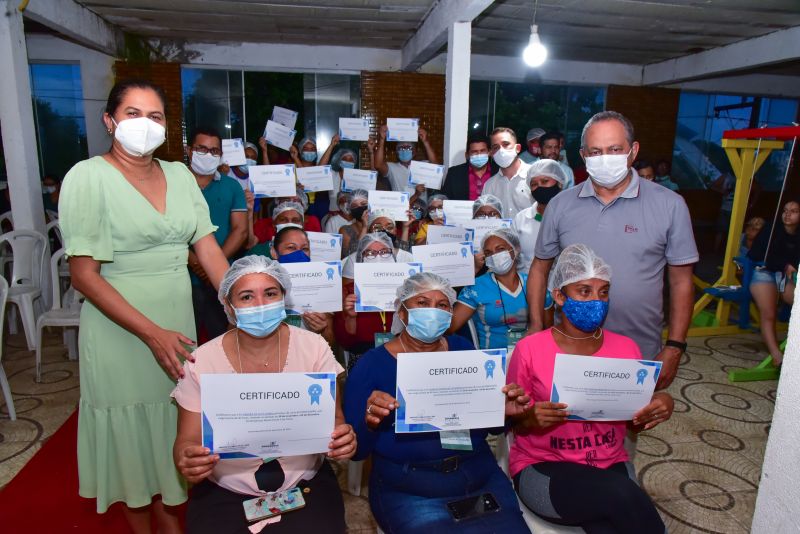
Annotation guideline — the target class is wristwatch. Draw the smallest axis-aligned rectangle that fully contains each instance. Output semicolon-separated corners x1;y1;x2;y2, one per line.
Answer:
665;339;687;353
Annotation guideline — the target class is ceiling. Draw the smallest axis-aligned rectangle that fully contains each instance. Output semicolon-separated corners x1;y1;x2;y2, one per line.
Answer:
66;0;800;66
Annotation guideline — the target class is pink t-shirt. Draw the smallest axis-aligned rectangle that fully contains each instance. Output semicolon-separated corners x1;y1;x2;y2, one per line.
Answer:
507;328;641;477
171;326;344;497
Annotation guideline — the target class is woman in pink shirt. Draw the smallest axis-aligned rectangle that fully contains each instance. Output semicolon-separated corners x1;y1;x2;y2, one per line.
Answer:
508;244;672;533
172;256;356;533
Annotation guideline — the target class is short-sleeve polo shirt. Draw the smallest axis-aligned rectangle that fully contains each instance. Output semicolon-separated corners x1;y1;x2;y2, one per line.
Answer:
534;169;698;358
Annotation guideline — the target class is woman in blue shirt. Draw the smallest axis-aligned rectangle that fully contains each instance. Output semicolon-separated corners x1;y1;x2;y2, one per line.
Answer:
344;272;531;533
449;228;551;349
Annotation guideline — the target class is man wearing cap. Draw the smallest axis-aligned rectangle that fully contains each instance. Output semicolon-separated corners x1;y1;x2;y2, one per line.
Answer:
527;111;697;390
187;127;248;340
519;127;545;164
439;133;498;201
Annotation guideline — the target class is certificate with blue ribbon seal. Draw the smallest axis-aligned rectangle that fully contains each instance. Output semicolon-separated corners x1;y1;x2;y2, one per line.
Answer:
395;349;507;433
201;372;337;458
550;354;662;421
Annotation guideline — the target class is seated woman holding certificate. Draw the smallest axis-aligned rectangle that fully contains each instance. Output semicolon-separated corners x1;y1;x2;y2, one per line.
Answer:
172;256;356;534
334;233;399;370
341;211;415;281
448;227;542;350
507;244;671;533
344;272;532;533
254;188;321;244
413;193;448;245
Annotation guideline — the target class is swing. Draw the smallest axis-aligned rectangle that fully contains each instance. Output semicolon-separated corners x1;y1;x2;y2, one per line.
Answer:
687;125;799;382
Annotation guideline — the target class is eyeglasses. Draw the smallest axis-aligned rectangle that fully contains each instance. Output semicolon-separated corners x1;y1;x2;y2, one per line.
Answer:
370;224;396;233
363;249;393;259
474;214;500;219
192;145;223;157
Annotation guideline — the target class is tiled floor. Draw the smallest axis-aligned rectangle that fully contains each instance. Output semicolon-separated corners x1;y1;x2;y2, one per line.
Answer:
0;331;776;533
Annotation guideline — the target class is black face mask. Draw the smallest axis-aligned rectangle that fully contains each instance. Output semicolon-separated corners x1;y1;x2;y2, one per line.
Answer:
350;206;368;221
531;184;560;205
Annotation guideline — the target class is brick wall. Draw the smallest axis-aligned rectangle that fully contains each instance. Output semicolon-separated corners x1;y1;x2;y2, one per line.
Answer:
360;72;445;168
605;85;680;164
113;62;184;162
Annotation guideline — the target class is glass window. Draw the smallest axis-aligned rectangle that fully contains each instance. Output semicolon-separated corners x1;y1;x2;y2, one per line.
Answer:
28;63;88;180
671;92;799;191
181;68;244;145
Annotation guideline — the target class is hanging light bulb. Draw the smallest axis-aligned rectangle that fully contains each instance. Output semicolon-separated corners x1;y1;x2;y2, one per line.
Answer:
522;0;547;67
523;24;548;67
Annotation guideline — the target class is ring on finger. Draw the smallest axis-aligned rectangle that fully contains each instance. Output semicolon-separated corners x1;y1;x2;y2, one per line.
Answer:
367;404;373;415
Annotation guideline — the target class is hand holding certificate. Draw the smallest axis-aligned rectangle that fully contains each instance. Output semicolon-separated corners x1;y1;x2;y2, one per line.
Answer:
341;167;378;192
271;105;298;129
354;262;423;311
395;349;507;432
307;231;342;262
263;120;297;151
296;165;334;192
249;164;297;198
221;138;246;167
386;118;419;142
201;372;336;458
339;118;370;141
550;354;662;421
368;190;410;221
407;160;445;190
412;242;475;288
282;261;343;314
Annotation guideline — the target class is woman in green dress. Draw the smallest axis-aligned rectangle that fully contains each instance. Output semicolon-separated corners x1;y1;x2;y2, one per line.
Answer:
60;79;230;533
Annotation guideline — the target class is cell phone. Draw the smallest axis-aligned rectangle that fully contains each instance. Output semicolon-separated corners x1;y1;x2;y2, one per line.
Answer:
243;487;306;522
446;492;500;522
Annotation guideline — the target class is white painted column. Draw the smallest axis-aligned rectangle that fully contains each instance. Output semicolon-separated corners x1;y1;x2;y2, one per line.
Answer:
442;22;472;169
751;292;800;532
0;2;46;233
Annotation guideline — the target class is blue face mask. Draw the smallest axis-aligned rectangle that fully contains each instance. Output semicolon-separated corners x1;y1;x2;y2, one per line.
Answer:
278;250;310;264
397;148;413;162
301;151;317;162
340;160;356;169
469;154;489;168
234;300;286;338
404;306;452;343
561;296;609;332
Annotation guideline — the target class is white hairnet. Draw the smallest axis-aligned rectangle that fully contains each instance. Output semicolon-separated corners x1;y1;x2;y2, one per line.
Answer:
391;272;457;335
348;188;369;207
527;159;567;186
355;233;395;262
298;137;317;153
480;227;523;268
244;142;259;155
368;209;395;228
427;193;448;208
272;201;304;220
526;128;546;142
547;243;612;292
218;256;292;322
472;194;503;217
331;148;358;172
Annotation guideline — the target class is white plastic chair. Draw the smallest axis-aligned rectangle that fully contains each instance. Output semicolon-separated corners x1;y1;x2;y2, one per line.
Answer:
36;248;82;382
0;277;15;420
498;432;585;533
0;230;48;351
0;211;13;277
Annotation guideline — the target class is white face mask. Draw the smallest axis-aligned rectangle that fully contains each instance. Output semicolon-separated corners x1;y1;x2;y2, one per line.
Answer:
430;208;444;220
492;147;519;169
112;117;166;157
585;151;632;189
486;250;515;275
191;151;221;176
42;185;57;194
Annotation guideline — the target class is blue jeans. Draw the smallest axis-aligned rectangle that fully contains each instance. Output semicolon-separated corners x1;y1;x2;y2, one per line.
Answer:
369;452;530;533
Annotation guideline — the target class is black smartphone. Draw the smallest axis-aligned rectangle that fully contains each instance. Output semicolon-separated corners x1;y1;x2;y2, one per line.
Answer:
446;493;501;522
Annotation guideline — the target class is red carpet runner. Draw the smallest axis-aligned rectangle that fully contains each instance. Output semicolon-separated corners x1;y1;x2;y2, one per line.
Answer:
0;411;186;533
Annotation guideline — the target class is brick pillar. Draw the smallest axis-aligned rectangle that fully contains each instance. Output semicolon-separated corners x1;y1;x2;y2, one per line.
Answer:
360;72;445;168
113;62;184;162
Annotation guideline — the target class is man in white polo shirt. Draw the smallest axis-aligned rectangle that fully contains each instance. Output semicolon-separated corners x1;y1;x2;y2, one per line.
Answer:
527;111;698;390
482;127;533;219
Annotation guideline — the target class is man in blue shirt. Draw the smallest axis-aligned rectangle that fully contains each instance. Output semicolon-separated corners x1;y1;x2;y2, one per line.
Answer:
187;128;248;339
